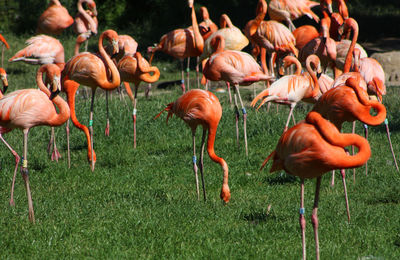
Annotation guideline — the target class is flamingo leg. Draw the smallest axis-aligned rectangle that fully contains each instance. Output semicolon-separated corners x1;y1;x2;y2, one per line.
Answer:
105;91;110;136
233;93;240;150
226;82;232;104
21;129;35;223
299;178;306;260
47;127;54;156
363;124;368;176
340;167;351;223
0;134;20;206
233;84;248;156
191;129;200;200
186;57;190;91
66;119;71;169
145;83;151;99
133;84;139;148
196;56;200;89
89;89;96;172
331;170;335;186
51;129;61;162
284;104;296;133
199;128;207;201
383;118;399;171
352;121;356;180
180;60;186;93
312;177;321;260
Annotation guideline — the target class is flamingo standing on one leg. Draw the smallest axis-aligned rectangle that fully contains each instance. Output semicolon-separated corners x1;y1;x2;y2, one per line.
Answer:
73;0;98;55
117;52;160;148
155;89;230;203
0;64;70;223
148;0;203;93
36;0;74;35
0;34;10;68
260;110;371;260
62;29;120;171
203;35;274;156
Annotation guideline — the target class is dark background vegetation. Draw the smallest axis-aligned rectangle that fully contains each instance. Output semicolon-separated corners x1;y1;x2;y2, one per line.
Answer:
0;0;399;49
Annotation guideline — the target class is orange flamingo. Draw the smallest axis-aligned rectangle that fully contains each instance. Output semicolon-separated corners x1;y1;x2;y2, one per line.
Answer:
292;25;319;52
251;54;322;132
198;6;218;41
203;35;274;156
73;0;98;54
0;64;70;223
261;110;371;260
9;35;65;70
148;0;203;93
244;0;298;77
106;35;138;63
62;29;120;171
36;0;74;35
155;89;230;203
117;52;160;148
267;0;320;31
0;34;10;67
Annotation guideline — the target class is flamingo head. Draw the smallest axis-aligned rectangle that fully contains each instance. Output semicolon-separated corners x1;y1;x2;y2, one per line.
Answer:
104;30;119;55
45;65;61;100
321;0;333;15
86;0;97;16
0;68;8;94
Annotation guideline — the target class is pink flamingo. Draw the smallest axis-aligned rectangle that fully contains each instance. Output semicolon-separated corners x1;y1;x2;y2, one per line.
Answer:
62;29;120;171
155;89;230;203
0;64;70;223
117;52;160;148
36;0;74;35
203;35;274;156
73;0;98;54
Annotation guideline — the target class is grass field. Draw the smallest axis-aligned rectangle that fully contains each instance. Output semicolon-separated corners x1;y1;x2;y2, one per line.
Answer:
1;33;400;259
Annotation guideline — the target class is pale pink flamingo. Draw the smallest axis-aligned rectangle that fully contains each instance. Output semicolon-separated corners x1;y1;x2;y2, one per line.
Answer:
155;89;230;203
251;54;322;132
268;0;320;31
203;35;274;156
0;64;70;223
62;29;120;171
117;52;160;148
73;0;98;54
148;0;203;92
36;0;74;35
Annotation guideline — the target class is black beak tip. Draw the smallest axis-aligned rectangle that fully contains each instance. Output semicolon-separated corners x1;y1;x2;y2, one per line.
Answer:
3;85;8;94
50;89;60;100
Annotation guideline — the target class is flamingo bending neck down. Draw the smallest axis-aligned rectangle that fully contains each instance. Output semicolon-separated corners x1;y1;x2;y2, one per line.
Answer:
62;29;120;171
0;64;70;223
203;34;274;156
73;0;98;54
261;110;371;260
155;89;230;203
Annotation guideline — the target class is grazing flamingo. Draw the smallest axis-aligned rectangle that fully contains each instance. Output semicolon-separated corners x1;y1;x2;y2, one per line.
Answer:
0;34;10;67
9;35;65;70
244;0;298;77
9;34;66;161
148;0;203;92
251;54;321;132
117;52;160;148
267;0;320;31
62;29;120;171
0;64;70;223
203;35;274;156
36;0;74;35
155;89;230;203
73;0;98;54
260;110;371;260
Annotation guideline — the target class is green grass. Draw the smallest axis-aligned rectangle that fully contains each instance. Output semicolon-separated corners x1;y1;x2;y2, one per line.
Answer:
1;33;400;259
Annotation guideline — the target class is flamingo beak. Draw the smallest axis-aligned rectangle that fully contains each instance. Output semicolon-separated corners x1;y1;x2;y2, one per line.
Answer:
188;0;193;8
90;6;97;16
328;4;333;15
50;76;61;100
1;74;8;94
112;39;119;54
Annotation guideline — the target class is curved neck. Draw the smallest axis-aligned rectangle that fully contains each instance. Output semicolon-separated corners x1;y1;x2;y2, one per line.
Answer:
306;58;320;97
220;14;233;28
249;0;267;36
136;53;161;83
306;111;371;168
343;18;359;73
191;5;204;54
98;32;121;89
285;56;301;76
77;0;97;34
337;0;349;20
213;36;225;54
201;7;210;20
207;124;229;187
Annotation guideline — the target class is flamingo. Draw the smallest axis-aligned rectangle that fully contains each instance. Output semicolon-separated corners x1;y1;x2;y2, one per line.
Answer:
36;0;74;35
117;52;160;148
0;34;10;67
198;6;218;41
106;35;138;63
292;25;319;52
0;64;70;223
155;89;230;203
73;0;98;55
9;34;66;161
62;29;120;171
261;110;371;260
148;0;203;93
203;35;274;156
267;0;320;31
251;54;322;132
244;0;298;77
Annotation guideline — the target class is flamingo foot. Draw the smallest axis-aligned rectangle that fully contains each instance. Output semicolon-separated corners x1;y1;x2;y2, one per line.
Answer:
220;184;231;203
181;80;186;93
51;148;61;162
104;121;110;137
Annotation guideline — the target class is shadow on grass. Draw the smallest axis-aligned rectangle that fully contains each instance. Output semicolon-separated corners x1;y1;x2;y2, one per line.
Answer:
242;209;276;225
264;172;297;186
367;194;400;205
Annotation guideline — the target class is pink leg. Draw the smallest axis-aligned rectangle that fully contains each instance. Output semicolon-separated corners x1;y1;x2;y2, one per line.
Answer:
145;83;151;99
352;122;356;179
180;60;186;93
331;170;335;186
284;104;296;133
21;129;35;223
312;177;321;260
233;94;240;150
199;128;207;201
340;168;351;223
234;84;248;156
226;82;232;104
0;134;20;206
47;127;54;155
104;91;110;136
133;85;138;149
89;89;96;172
66;119;71;169
51;132;61;162
191;130;200;200
196;57;200;89
363;124;368;176
186;57;190;91
383;118;399;171
299;179;306;260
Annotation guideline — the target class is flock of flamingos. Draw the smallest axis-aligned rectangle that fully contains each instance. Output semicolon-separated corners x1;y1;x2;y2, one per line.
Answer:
0;0;395;258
